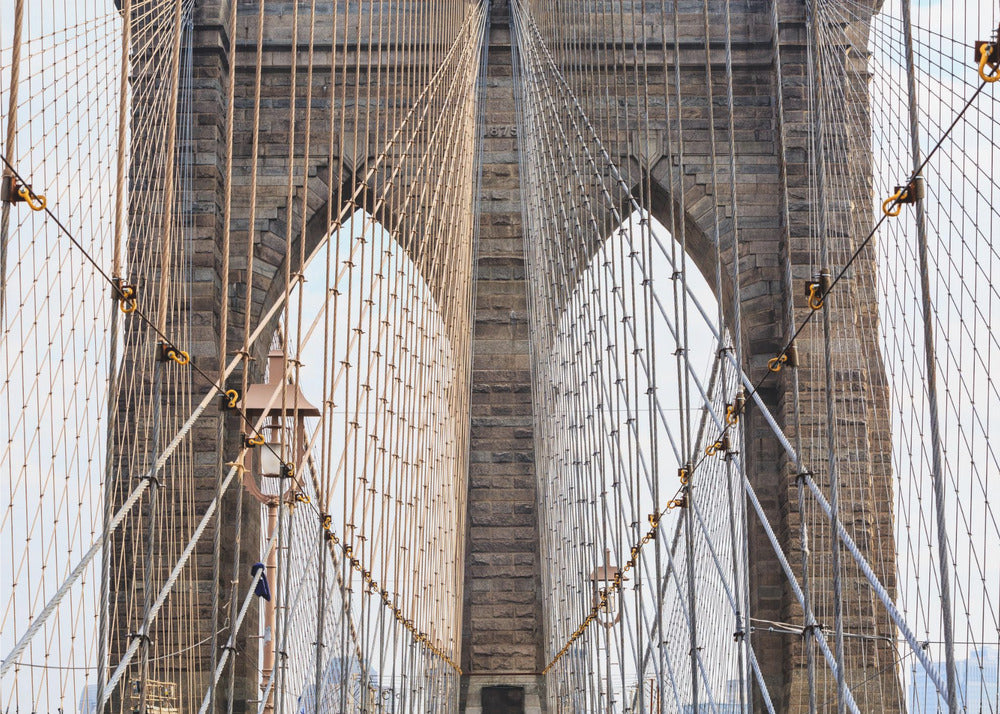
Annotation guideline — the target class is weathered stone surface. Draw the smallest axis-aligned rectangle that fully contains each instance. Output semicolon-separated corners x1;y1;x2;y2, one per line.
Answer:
123;0;897;711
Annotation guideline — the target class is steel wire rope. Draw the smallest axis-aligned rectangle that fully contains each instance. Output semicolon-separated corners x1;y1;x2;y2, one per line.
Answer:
0;10;486;676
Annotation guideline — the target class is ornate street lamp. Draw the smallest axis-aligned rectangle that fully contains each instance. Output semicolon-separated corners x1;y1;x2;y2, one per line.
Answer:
239;349;320;714
590;549;626;628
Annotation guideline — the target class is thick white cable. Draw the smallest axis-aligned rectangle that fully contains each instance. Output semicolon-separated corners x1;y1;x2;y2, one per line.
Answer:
196;526;279;714
0;9;488;668
669;250;952;701
98;461;242;707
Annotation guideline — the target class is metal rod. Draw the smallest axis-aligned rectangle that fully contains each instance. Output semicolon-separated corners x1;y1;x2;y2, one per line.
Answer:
900;2;960;711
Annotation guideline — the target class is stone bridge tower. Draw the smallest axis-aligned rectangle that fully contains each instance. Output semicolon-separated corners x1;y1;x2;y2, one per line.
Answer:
116;0;898;711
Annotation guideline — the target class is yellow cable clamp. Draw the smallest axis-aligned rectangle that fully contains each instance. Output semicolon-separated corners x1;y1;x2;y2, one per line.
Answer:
979;42;1000;83
16;184;46;211
882;187;905;217
768;354;788;373
244;433;265;447
224;389;240;408
114;280;138;314
166;348;190;365
807;282;824;310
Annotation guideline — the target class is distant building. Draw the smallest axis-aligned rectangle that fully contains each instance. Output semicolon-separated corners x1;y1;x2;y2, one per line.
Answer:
909;646;999;712
296;656;364;713
680;678;743;713
78;685;97;714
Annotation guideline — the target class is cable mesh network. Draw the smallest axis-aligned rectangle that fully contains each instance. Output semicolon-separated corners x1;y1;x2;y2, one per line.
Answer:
2;0;1000;712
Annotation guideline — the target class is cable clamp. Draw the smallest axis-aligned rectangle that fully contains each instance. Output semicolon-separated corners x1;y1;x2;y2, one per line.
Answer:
281;462;296;479
801;622;822;638
882;177;924;218
243;433;265;448
733;629;745;642
805;273;829;311
725;390;745;426
157;341;190;365
806;281;822;310
1;174;46;210
667;496;687;510
128;631;153;645
111;277;139;313
785;342;799;368
705;434;730;457
137;471;162;487
222;389;240;410
976;27;1000;82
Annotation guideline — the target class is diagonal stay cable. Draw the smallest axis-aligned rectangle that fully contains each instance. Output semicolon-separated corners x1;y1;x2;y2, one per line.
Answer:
0;153;282;459
0;5;488;676
723;68;996;436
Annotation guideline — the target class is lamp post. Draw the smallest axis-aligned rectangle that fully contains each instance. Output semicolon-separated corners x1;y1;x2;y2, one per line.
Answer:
590;549;626;628
240;350;320;714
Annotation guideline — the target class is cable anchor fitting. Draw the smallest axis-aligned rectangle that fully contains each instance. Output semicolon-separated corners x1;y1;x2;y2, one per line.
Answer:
243;433;265;448
726;390;745;426
767;342;798;373
157;341;190;365
705;434;731;458
976;27;1000;83
222;389;240;410
111;277;138;314
1;174;46;211
882;177;924;217
805;273;830;311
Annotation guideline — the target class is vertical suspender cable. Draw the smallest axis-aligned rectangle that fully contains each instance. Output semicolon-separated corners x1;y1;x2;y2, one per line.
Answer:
805;1;847;710
0;0;23;329
138;2;188;710
230;0;267;705
899;2;959;711
97;0;133;709
154;0;191;335
211;0;241;708
720;0;753;707
767;0;817;709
